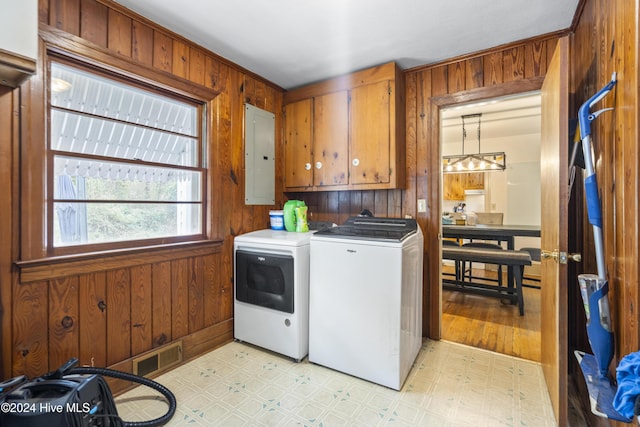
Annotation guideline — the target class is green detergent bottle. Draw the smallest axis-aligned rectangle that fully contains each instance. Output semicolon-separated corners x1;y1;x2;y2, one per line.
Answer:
283;200;305;232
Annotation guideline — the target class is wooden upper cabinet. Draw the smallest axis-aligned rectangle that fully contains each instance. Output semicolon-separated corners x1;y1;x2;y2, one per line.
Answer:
284;99;313;188
314;91;349;187
283;61;405;191
350;80;391;185
443;174;465;200
284;92;349;189
443;172;485;200
464;172;484;189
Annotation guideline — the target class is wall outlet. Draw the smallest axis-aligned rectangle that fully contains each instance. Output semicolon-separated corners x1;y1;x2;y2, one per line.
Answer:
417;199;427;213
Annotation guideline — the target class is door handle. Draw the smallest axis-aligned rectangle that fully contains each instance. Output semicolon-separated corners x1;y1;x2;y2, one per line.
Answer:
541;249;582;264
541;249;558;261
565;252;582;262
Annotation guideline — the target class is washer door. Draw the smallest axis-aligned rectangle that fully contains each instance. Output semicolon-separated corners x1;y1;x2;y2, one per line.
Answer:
235;249;294;313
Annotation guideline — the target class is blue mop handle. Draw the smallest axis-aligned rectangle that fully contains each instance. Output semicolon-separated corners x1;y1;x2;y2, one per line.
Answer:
578;73;617;279
578;72;617;142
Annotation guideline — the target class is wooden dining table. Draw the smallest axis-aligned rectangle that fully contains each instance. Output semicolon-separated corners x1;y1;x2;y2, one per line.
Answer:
442;224;541;249
442;223;541;289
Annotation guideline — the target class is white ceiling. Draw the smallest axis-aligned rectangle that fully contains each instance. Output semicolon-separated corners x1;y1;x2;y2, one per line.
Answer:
112;0;578;90
441;92;541;143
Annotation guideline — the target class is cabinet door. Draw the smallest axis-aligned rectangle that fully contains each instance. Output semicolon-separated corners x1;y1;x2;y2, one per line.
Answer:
349;80;390;185
464;172;484;189
443;174;465;200
313;91;349;187
284;99;313;188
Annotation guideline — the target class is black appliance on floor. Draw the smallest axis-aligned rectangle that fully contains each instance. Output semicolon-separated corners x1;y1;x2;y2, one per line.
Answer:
0;358;176;426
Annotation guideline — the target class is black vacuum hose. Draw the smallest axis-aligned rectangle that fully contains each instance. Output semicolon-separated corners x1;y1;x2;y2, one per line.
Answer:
68;367;176;427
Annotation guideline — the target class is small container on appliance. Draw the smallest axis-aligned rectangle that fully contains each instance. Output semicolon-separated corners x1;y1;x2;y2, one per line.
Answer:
269;210;284;230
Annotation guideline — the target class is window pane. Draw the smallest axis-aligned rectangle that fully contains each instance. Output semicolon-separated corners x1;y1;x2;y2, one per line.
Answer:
53;202;202;246
51;62;198;137
53;156;202;202
51;110;198;167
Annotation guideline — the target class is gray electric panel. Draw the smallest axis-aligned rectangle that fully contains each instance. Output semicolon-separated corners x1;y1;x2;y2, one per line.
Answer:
244;103;275;205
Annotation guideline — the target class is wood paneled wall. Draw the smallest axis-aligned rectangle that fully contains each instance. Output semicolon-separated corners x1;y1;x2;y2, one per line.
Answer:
13;248;229;377
0;0;284;385
572;0;639;357
3;4;637;419
288;34;561;337
570;1;639;426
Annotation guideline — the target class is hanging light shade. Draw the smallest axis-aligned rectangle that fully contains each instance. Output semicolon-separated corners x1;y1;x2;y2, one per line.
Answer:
442;113;506;173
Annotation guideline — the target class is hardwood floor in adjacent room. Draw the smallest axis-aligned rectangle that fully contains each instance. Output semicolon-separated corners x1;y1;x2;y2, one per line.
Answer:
441;266;542;362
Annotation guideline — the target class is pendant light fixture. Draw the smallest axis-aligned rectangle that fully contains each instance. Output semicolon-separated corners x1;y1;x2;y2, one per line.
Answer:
442;113;506;173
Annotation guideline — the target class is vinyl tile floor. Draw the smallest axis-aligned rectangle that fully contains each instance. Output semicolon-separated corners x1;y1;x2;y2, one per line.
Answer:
115;339;556;426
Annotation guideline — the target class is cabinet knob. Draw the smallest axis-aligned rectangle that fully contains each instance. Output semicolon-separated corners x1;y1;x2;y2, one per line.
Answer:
305;163;311;171
315;161;323;169
352;158;360;166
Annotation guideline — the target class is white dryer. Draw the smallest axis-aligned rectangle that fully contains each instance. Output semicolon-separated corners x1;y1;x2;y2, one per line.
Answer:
234;229;312;361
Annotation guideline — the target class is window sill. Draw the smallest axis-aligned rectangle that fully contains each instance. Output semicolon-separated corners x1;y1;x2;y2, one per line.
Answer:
16;240;223;283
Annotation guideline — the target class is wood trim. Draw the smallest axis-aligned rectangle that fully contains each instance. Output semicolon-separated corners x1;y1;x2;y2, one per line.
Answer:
0;48;37;73
17;240;223;283
405;30;570;75
180;318;233;361
569;0;588;32
429;76;545;107
106;319;233;394
40;24;219;102
284;61;399;104
426;76;545;340
20;37;48;261
0;49;37;87
0;86;18;380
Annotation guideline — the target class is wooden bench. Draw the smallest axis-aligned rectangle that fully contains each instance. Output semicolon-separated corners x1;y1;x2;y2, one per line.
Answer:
442;246;532;315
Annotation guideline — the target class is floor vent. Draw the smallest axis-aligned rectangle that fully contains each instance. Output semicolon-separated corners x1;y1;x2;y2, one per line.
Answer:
133;341;183;377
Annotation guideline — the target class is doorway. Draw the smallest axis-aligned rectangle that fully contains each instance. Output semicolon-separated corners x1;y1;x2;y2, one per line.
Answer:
439;91;543;362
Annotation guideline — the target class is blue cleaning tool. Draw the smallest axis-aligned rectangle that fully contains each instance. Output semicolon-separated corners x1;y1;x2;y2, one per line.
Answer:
578;72;617;280
573;73;630;422
577;73;616;374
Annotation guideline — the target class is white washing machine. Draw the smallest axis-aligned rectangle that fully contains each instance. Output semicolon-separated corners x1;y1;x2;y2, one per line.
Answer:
309;217;423;390
234;229;312;361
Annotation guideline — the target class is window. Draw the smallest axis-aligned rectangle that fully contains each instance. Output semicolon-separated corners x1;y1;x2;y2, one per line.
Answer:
49;60;206;252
